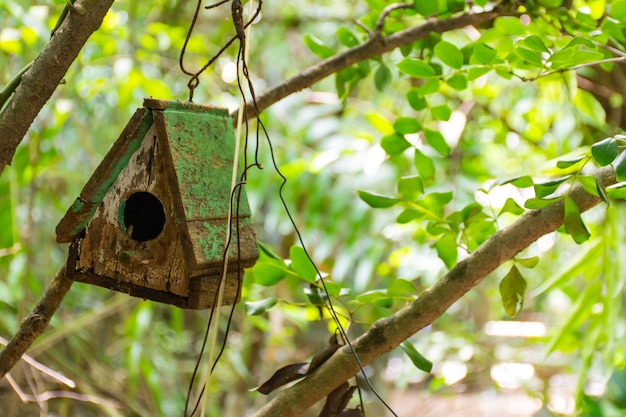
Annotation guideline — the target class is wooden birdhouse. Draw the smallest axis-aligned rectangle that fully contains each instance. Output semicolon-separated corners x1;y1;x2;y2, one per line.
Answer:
56;98;258;309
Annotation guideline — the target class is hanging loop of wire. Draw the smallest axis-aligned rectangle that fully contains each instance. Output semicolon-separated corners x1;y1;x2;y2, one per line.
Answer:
179;0;261;102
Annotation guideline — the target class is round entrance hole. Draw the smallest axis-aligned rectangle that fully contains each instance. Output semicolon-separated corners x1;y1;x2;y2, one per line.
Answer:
120;192;166;242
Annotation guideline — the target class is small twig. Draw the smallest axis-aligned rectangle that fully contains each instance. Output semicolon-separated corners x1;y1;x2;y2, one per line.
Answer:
0;336;75;388
0;263;72;380
231;7;510;122
374;3;413;36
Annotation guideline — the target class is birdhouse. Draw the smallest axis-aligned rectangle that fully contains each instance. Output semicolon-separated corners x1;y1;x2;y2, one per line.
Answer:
56;98;259;309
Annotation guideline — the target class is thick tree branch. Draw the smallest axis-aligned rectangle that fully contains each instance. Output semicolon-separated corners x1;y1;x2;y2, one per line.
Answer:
251;167;616;417
232;7;510;121
0;0;115;174
0;264;72;379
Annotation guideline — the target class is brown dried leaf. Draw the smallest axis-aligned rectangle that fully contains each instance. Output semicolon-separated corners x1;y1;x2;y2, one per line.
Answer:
308;335;341;373
253;362;309;395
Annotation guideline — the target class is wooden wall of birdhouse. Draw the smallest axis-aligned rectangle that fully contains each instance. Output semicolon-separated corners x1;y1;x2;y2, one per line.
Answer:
56;99;259;309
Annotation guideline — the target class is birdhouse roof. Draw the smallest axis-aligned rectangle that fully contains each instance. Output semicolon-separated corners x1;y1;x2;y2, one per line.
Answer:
56;98;249;249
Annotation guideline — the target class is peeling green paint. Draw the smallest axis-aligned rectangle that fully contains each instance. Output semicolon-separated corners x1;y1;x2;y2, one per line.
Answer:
163;109;251;221
70;198;85;212
90;111;153;203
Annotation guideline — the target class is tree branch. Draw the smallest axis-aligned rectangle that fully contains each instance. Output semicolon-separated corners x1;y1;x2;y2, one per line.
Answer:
251;167;616;417
0;264;72;379
232;7;510;120
0;0;115;174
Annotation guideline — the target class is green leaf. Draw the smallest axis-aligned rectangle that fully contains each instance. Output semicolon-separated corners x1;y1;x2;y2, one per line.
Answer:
253;259;289;286
524;196;562;209
556;155;586;169
611;0;626;20
424;129;450;156
414;149;435;180
397;58;436;78
591;137;619;166
563;196;591;244
574;89;606;128
494;16;525;36
397;208;422;223
577;175;608;204
374;64;392;91
355;290;393;307
358;190;400;208
515;46;544;66
492;175;534;189
290;246;318;283
336;27;359;47
407;89;427;110
613;151;626;181
401;341;433;373
398;176;424;201
245;298;278;315
435;233;457;269
517;256;539;268
606;182;626;199
434;41;463;69
498;197;524;216
387;278;417;296
413;0;440;17
523;35;550;53
446;73;468;90
468;67;491;80
430;104;452;121
417;78;440;96
381;133;411;155
472;42;497;65
258;242;282;260
534;176;571;198
303;34;335;58
393;117;421;134
499;265;527;317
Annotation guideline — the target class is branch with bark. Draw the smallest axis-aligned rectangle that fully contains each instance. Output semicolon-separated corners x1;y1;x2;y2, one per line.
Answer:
251;167;616;417
0;0;114;174
0;5;512;377
232;7;510;121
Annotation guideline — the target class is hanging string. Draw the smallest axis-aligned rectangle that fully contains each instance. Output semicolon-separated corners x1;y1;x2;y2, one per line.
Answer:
180;1;397;416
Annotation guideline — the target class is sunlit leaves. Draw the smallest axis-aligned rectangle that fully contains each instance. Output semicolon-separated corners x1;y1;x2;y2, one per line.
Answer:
290;246;318;283
499;265;527;317
435;233;457;269
303;34;335;58
606;182;626;199
563;196;591;244
414;149;435;180
434;41;463;69
336;27;359;47
613;150;626;181
393;117;421;134
591;137;618;166
574;89;606;128
381;133;411;155
424;129;450;156
358;190;400;208
397;58;436;78
398;176;424;201
472;42;497;65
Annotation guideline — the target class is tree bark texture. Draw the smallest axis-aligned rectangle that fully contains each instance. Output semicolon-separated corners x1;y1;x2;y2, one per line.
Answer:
251;167;616;417
232;8;510;121
0;0;115;174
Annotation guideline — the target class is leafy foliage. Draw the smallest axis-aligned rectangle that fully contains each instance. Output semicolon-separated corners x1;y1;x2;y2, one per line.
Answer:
4;0;626;415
